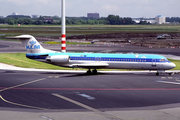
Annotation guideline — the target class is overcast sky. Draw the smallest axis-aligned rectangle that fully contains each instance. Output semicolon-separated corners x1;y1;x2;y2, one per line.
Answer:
0;0;180;18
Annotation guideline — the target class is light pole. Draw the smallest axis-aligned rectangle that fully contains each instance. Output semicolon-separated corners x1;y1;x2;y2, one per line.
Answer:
61;0;66;53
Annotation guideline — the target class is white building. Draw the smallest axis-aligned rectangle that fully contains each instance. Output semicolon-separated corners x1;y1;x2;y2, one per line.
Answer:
133;18;155;24
31;15;40;18
12;12;19;15
155;15;166;24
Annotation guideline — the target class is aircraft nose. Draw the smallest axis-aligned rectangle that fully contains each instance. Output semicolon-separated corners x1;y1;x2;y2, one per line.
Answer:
164;62;176;70
169;62;176;69
172;63;176;68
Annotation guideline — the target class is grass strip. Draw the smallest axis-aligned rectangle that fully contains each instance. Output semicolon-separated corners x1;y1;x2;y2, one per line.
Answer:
167;59;180;70
1;24;180;39
44;41;91;45
0;53;71;70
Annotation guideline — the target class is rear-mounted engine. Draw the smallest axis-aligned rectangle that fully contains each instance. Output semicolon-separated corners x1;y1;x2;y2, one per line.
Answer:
46;55;69;63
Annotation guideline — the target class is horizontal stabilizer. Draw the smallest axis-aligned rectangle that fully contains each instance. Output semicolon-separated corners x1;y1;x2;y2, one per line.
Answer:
7;35;46;53
6;35;32;39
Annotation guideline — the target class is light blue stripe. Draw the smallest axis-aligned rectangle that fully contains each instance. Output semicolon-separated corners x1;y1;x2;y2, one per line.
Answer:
26;52;170;63
26;52;167;59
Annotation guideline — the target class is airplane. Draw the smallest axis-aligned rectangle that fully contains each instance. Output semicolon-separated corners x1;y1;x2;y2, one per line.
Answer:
9;34;176;76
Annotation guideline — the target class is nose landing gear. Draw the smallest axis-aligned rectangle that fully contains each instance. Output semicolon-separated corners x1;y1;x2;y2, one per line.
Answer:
156;72;159;76
156;70;175;76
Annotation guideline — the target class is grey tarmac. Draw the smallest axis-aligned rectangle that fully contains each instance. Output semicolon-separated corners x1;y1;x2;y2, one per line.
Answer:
0;70;180;120
1;39;180;120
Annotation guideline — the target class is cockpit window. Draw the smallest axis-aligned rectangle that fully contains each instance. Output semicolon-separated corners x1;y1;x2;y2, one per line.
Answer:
161;59;165;61
160;58;168;62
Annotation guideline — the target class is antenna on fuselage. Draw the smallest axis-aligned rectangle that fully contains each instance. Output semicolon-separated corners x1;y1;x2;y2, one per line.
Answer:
61;0;66;53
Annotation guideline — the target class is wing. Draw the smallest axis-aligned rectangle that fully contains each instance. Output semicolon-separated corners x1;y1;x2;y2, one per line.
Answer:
69;63;109;69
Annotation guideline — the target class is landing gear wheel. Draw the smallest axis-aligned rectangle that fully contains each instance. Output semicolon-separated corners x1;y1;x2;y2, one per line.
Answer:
156;72;159;76
169;72;174;76
86;69;92;75
92;69;97;75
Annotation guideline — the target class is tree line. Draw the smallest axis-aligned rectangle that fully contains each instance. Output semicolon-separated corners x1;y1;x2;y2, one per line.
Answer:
166;17;180;23
0;15;149;25
0;17;61;25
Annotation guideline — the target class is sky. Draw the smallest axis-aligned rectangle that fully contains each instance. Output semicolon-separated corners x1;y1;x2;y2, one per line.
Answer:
0;0;180;18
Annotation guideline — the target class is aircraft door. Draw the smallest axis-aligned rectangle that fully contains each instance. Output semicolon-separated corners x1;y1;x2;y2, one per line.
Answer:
95;57;101;62
152;59;156;67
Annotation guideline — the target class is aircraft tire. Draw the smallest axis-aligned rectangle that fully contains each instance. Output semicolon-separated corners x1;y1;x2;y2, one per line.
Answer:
169;72;174;76
86;70;92;75
92;69;97;75
156;72;159;76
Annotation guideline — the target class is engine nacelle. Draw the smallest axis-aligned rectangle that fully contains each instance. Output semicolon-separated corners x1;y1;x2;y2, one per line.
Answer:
46;55;69;63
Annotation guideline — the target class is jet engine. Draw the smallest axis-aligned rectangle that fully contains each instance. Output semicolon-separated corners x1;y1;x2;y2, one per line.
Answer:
46;55;69;63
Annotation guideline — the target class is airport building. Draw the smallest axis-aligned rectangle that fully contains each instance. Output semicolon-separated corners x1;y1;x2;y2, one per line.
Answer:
31;15;40;18
87;13;100;19
133;18;155;24
12;12;19;15
155;15;166;24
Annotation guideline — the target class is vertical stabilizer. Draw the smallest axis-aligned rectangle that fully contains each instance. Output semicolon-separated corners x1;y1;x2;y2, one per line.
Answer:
14;35;45;53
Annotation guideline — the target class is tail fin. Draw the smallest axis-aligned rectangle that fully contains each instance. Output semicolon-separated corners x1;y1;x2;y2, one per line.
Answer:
10;35;45;53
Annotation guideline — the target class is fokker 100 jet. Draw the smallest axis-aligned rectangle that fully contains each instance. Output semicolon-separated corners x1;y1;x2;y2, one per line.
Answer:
10;35;176;75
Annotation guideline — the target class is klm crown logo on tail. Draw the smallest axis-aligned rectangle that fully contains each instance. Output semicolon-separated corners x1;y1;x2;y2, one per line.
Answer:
26;40;40;50
29;40;36;45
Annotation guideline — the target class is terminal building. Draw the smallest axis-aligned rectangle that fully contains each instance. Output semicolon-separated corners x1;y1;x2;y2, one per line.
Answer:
31;15;40;18
133;18;155;24
155;15;166;24
12;12;19;15
87;13;100;19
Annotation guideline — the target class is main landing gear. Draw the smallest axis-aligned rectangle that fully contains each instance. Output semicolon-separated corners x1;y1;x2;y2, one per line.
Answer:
156;72;159;76
86;69;98;75
156;71;174;76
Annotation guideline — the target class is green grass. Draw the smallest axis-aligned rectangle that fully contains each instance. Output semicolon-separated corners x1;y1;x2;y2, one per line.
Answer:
168;59;180;70
0;53;179;70
1;24;180;39
0;53;71;70
44;41;91;45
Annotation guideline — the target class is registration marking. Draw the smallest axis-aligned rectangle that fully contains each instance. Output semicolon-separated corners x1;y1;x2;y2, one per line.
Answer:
0;95;46;110
55;76;59;78
0;78;46;92
53;93;122;120
76;93;95;100
157;81;180;85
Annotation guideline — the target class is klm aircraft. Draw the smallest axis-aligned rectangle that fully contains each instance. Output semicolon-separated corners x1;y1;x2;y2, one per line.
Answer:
12;35;176;75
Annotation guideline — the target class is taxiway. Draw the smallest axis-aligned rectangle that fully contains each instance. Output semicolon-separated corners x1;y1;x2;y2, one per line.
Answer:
1;40;180;56
0;39;180;120
0;70;180;120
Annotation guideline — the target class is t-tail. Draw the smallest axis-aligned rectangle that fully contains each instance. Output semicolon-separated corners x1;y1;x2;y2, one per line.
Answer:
10;35;56;54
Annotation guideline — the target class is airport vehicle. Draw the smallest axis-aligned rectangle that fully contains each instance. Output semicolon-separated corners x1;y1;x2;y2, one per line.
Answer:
11;35;176;75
